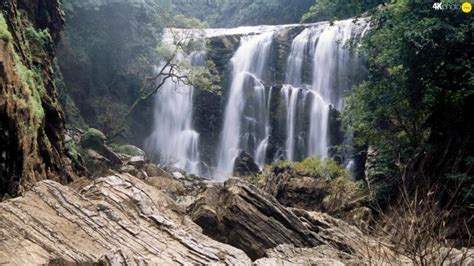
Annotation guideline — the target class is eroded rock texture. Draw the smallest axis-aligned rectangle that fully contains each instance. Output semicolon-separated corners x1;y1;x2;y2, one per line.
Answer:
0;0;74;198
0;174;250;265
188;178;321;260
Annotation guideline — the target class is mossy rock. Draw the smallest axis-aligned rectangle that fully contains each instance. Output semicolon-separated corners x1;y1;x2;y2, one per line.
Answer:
109;144;145;157
81;128;106;150
272;156;350;180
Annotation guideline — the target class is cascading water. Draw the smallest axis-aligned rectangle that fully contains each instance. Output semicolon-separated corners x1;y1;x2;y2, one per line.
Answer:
148;19;367;179
282;19;366;162
145;51;205;176
215;32;274;179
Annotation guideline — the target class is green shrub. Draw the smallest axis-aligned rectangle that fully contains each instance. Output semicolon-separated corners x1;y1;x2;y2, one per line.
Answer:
0;14;12;42
25;26;51;48
274;156;349;179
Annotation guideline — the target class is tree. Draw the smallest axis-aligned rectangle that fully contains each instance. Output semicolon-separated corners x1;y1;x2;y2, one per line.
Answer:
301;0;384;22
110;29;220;139
343;0;473;213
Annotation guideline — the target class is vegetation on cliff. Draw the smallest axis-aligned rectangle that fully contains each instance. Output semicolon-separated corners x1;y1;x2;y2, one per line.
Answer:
0;14;12;42
0;0;74;197
344;0;473;205
172;0;314;27
301;0;384;22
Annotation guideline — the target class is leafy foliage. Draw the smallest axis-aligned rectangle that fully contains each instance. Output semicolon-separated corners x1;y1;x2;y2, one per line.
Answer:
0;13;12;42
25;26;51;53
173;0;314;27
343;0;473;212
301;0;384;22
170;14;209;28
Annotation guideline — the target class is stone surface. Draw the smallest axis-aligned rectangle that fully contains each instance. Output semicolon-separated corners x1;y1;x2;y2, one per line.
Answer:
254;244;345;266
0;0;75;198
128;155;146;168
0;174;251;265
262;166;328;211
233;151;261;177
172;171;185;179
188;178;321;260
84;149;112;177
144;163;172;178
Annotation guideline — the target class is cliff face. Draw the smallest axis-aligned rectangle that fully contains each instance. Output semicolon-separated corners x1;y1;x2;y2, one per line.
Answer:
0;0;74;198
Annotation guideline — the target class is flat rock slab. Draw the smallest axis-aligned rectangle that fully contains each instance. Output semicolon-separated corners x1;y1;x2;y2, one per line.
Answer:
0;174;250;265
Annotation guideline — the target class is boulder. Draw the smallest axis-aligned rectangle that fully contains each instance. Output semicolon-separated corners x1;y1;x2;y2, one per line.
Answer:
188;178;321;260
262;166;370;221
84;149;112;177
233;151;260;176
172;171;185;179
262;168;328;210
81;128;122;166
0;174;251;265
128;155;146;169
119;164;137;176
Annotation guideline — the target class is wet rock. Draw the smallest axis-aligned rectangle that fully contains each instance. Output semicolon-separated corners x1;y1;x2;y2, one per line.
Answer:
188;178;321;260
128;155;146;168
233;151;260;176
0;174;251;265
84;149;112;177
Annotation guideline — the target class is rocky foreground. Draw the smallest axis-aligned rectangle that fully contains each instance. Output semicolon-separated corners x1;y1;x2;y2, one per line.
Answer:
1;164;471;265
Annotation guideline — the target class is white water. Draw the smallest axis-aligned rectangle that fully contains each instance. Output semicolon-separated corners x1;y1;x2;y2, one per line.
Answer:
150;19;368;178
215;32;274;179
283;19;366;161
145;50;205;175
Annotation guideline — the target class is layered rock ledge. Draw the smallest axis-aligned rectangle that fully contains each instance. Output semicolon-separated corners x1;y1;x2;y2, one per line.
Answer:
0;174;249;265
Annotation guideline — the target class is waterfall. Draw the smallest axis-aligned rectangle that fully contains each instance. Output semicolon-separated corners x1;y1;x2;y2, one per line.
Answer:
308;19;356;157
283;19;365;161
145;51;205;175
215;32;274;179
147;19;368;179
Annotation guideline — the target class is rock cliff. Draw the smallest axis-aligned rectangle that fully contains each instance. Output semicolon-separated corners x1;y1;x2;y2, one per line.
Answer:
0;0;74;198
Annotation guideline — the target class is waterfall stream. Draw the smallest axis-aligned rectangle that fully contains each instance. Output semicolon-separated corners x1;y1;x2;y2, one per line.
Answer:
283;19;366;162
145;49;206;176
215;32;274;179
147;18;368;179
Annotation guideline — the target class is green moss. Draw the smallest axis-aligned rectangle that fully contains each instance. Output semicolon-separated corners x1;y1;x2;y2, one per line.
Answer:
65;140;80;161
13;53;45;129
81;128;107;151
109;144;143;156
0;13;12;42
